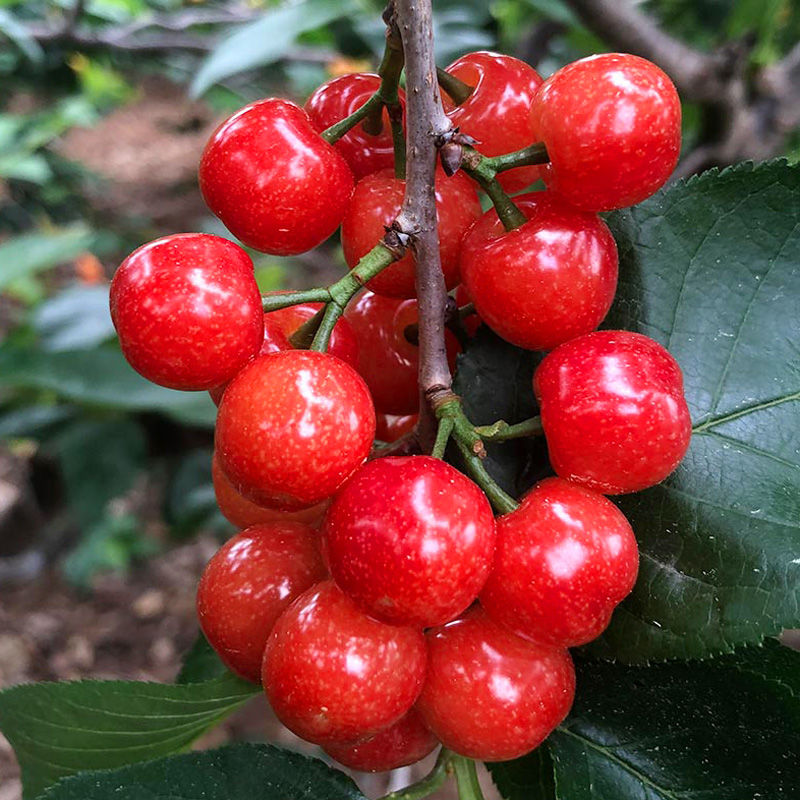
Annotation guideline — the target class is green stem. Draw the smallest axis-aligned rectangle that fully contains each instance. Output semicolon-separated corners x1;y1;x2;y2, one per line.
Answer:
309;302;343;352
436;65;474;105
431;416;454;459
486;141;549;173
458;302;475;319
475;416;544;442
321;92;384;144
461;151;526;232
376;747;452;800
327;242;398;306
452;756;486;800
262;288;330;313
288;307;325;349
389;102;406;178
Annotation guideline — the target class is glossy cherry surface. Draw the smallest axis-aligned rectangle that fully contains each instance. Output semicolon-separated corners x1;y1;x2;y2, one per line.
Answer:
460;193;618;351
375;412;418;443
529;53;681;211
324;456;496;627
345;291;460;416
199;98;354;255
215;350;375;509
197;522;325;683
341;168;481;298
480;478;639;647
445;51;544;193
262;580;427;744
323;710;438;772
110;234;263;391
534;330;692;494
304;73;406;181
416;607;575;761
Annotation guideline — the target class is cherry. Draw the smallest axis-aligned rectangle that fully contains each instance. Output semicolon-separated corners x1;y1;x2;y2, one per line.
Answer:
262;580;427;744
212;454;328;529
444;51;544;193
534;330;692;494
415;607;575;761
341;168;481;298
375;412;418;443
199;98;354;255
480;477;639;647
324;456;496;628
304;73;406;181
529;53;681;211
110;234;263;391
344;291;460;416
196;522;325;684
215;350;375;509
460;192;618;351
323;710;438;773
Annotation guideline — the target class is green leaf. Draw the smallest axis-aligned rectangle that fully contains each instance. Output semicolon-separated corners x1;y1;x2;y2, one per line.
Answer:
0;674;259;799
0;8;43;63
191;0;359;97
33;285;115;352
176;632;230;685
487;746;556;800
0;227;95;291
549;641;800;799
39;742;366;800
0;405;75;439
590;160;800;662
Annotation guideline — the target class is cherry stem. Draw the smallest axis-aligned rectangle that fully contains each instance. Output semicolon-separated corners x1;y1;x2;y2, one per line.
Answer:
321;92;385;145
460;148;527;232
452;755;486;800
288;307;325;349
458;302;475;319
376;747;452;800
487;141;549;172
431;416;454;459
436;66;474;105
475;416;544;442
309;301;344;352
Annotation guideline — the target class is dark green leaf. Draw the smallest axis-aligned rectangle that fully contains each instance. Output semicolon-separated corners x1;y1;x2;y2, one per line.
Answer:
33;285;115;352
164;449;221;538
550;641;800;799
487;746;556;800
0;405;75;438
0;674;259;799
39;743;366;800
176;632;231;685
591;161;800;662
0;9;43;63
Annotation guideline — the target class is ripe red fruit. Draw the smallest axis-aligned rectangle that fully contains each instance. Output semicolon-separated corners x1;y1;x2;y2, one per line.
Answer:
480;477;639;647
460;193;618;351
534;330;692;493
304;73;406;181
529;53;681;211
211;454;328;529
375;412;418;443
324;456;496;628
196;522;326;683
110;234;263;391
345;291;460;416
199;98;354;255
444;51;544;193
262;580;427;744
416;607;575;761
215;350;375;509
323;710;438;772
341;168;481;298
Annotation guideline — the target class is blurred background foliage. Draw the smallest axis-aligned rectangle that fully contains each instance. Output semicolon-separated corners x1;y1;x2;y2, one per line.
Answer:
0;0;799;591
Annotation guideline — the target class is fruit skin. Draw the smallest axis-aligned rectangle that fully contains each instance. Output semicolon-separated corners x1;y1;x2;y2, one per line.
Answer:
197;522;326;684
262;580;427;745
199;98;354;255
211;454;328;529
416;607;575;761
110;234;263;391
534;330;692;494
341;168;481;298
324;456;496;628
304;73;406;181
345;291;460;416
215;350;375;509
460;192;618;351
323;710;438;772
375;413;418;443
529;53;681;211
445;51;544;193
480;477;639;647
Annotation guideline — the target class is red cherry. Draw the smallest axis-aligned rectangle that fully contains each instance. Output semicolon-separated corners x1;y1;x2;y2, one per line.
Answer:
197;522;325;683
534;330;692;493
480;477;639;647
375;412;418;443
215;350;375;509
341;168;481;298
416;607;575;761
212;454;328;529
323;710;438;772
444;51;544;193
345;291;461;416
324;456;496;628
460;193;618;351
262;580;427;744
529;53;681;211
199;98;354;255
304;73;406;181
110;234;263;391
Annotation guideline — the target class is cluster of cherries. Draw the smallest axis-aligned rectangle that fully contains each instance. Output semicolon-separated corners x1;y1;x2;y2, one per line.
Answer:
109;50;691;770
